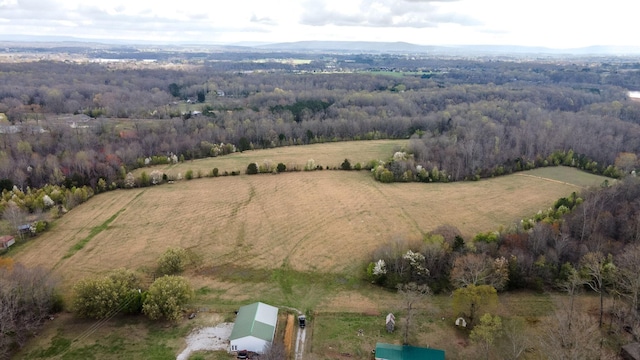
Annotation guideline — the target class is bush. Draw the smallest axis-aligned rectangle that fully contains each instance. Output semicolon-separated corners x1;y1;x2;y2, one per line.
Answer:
142;275;193;322
246;162;258;175
157;248;188;275
276;163;286;173
341;159;351;170
212;168;219;177
185;170;193;180
73;269;142;319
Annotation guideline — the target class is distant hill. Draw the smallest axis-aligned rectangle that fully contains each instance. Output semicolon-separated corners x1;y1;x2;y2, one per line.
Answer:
257;41;640;56
2;35;640;56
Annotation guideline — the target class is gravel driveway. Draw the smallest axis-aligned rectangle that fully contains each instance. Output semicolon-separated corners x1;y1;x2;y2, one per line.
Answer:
176;322;234;360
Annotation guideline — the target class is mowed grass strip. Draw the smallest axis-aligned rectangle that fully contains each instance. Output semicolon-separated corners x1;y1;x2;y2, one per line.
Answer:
62;208;125;259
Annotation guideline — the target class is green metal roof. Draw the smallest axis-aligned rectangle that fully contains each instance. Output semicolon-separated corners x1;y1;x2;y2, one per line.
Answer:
375;343;445;360
230;302;278;342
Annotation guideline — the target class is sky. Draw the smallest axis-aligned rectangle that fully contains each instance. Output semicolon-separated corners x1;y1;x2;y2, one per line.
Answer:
0;0;637;49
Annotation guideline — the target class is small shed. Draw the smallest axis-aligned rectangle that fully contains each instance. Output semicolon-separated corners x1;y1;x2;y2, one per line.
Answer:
375;343;445;360
0;235;15;249
386;313;395;333
229;302;278;354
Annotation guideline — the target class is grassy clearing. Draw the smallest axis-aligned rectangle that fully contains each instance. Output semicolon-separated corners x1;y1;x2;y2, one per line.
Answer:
134;139;406;178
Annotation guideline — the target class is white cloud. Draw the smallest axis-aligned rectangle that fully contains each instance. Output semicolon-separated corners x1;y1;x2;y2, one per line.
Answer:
0;0;636;48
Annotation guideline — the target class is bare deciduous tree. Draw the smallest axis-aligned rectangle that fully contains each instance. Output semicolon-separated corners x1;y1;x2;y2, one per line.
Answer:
538;311;601;360
450;253;508;290
580;252;614;328
261;341;287;360
397;282;431;345
0;263;58;359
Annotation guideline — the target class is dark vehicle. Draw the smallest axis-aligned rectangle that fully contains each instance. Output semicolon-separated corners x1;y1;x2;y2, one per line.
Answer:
237;350;248;359
298;315;306;328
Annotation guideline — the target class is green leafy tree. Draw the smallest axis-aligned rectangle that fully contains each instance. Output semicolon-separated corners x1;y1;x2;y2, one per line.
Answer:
246;162;258;175
238;137;251;152
185;169;193;180
142;275;193;322
139;171;150;187
470;313;502;360
452;284;498;328
276;163;286;173
168;83;180;97
73;269;142;319
157;248;188;275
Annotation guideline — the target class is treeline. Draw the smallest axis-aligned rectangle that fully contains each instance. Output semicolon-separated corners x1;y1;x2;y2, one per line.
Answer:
1;58;640;195
366;177;640;339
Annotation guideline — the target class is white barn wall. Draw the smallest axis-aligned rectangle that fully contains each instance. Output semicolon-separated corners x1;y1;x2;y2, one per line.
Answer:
230;336;268;353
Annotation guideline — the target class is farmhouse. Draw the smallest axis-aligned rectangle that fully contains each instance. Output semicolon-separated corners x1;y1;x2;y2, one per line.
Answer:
0;235;15;249
229;302;278;354
374;343;445;360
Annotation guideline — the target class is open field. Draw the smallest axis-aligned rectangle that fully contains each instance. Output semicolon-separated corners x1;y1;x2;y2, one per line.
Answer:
11;166;606;293
6;141;612;359
134;139;407;178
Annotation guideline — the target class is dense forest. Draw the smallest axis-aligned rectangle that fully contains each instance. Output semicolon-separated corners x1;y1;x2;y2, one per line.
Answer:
1;55;640;192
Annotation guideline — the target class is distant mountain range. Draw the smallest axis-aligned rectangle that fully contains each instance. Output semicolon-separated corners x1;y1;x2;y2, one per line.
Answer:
2;35;640;56
256;41;640;56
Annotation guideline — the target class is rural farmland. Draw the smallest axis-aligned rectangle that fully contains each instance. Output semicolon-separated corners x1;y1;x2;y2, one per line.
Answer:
5;141;617;360
12;141;607;292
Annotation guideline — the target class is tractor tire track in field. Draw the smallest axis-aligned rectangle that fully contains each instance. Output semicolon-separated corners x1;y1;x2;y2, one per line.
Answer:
215;179;256;265
514;173;585;189
369;180;424;236
54;190;146;268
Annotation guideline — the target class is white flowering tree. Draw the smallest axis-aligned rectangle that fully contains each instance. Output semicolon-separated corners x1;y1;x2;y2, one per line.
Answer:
124;172;135;188
150;170;163;185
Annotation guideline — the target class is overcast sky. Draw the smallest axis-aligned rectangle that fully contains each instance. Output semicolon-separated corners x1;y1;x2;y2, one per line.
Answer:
0;0;636;48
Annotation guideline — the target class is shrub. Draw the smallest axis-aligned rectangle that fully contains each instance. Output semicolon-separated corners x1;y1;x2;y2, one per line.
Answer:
157;248;188;275
246;162;258;175
142;275;193;322
379;169;395;183
212;168;219;177
341;159;351;170
185;170;193;180
139;171;150;187
73;269;142;319
276;163;286;173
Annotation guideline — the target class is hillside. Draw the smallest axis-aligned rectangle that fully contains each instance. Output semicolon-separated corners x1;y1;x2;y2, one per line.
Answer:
11;162;607;292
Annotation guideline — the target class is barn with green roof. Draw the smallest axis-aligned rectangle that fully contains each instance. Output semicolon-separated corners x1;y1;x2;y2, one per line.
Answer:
229;302;279;354
374;343;445;360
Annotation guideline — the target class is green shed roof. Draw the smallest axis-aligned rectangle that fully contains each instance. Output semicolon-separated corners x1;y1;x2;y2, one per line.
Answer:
375;343;445;360
230;302;278;342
